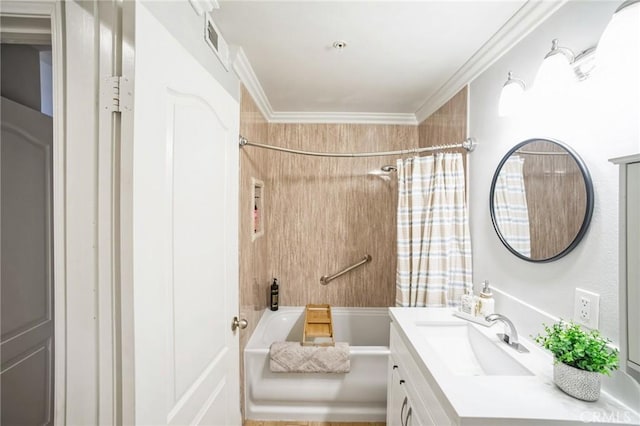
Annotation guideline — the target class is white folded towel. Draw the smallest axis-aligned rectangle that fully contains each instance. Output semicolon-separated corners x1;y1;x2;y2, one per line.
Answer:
269;341;350;373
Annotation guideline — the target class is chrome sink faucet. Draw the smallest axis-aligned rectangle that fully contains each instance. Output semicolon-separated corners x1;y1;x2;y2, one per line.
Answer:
485;313;529;353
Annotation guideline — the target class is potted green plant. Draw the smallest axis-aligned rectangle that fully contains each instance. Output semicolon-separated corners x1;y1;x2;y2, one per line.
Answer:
533;321;618;401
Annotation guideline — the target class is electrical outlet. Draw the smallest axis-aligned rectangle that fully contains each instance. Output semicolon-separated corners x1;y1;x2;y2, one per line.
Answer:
573;288;600;329
578;296;590;323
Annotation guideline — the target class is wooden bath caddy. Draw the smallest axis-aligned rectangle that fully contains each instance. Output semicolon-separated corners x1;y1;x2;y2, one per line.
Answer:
302;304;335;346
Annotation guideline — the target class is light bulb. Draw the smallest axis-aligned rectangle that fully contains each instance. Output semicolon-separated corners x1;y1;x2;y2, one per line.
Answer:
533;48;576;97
596;1;640;88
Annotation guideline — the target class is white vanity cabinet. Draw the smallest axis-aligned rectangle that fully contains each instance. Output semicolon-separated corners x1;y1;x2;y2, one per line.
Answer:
387;359;430;426
387;322;455;426
388;308;640;425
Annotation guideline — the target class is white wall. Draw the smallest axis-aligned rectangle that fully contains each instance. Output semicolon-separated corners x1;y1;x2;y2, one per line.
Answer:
469;0;638;349
142;1;240;102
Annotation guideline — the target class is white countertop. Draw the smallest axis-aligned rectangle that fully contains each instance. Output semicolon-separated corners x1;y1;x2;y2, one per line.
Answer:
389;307;640;425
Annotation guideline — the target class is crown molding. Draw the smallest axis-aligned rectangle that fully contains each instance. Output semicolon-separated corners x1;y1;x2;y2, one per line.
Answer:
232;47;275;121
269;111;418;125
188;0;219;16
234;0;567;126
414;0;567;124
234;48;417;125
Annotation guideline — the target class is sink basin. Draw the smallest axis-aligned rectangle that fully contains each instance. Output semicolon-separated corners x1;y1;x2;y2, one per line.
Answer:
416;323;533;376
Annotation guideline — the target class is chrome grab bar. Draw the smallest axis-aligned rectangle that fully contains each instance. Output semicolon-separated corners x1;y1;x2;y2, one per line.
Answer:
320;254;372;285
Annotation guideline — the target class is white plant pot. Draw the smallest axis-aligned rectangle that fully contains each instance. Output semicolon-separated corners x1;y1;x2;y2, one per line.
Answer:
553;361;601;402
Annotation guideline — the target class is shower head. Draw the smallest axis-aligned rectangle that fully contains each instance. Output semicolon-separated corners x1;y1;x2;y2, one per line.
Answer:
381;165;397;172
367;168;392;181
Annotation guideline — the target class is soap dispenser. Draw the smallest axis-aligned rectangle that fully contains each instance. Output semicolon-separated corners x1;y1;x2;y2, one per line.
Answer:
479;280;495;316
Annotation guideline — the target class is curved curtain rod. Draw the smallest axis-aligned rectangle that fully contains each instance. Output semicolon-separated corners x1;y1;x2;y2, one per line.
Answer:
515;150;569;156
238;135;476;158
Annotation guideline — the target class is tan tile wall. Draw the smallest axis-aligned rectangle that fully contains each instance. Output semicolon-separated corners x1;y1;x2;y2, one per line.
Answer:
519;140;586;260
238;86;271;417
418;86;469;181
238;85;467;421
265;123;418;307
239;85;468;315
418;86;468;153
239;85;271;342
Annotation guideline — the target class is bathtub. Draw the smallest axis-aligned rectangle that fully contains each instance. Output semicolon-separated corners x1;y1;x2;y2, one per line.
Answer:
244;306;390;422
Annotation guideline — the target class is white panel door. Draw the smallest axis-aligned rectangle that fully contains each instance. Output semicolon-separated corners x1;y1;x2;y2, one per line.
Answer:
131;4;240;425
1;96;54;426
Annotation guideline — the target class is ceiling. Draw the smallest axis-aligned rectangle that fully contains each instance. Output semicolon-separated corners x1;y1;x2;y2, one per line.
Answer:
212;1;564;123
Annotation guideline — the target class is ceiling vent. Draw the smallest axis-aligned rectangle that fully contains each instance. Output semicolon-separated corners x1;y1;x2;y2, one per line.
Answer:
204;12;229;70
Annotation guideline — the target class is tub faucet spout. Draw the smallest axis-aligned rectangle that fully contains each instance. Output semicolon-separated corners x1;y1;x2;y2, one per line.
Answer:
485;313;529;353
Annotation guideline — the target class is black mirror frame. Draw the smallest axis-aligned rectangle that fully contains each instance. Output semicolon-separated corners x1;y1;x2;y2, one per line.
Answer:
489;138;595;263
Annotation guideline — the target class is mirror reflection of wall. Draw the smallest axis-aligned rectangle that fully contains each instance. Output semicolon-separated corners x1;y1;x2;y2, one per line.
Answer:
490;139;594;262
518;140;587;260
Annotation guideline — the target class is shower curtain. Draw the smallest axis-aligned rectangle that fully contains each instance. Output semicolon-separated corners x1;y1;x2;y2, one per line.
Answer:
395;153;472;307
493;155;531;256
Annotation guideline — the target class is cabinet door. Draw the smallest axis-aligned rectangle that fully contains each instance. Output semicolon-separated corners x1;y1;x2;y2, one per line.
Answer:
389;323;453;425
387;357;436;426
387;359;404;426
405;403;432;426
403;385;435;426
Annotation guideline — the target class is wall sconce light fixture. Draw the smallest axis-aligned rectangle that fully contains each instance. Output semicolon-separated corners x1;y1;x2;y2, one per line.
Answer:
498;72;526;117
533;39;593;93
499;40;595;115
498;0;639;116
596;0;640;83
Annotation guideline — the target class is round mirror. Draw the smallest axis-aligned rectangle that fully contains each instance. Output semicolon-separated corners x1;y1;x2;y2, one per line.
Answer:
489;138;594;262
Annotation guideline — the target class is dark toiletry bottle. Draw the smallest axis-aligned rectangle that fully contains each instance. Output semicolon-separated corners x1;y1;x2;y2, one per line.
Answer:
270;278;279;311
254;202;259;233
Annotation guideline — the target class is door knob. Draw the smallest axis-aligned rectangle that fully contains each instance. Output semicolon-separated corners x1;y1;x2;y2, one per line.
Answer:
232;316;248;331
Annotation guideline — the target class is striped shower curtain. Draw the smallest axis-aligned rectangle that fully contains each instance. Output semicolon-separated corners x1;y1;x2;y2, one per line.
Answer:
493;155;531;256
395;153;472;307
